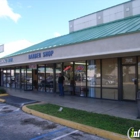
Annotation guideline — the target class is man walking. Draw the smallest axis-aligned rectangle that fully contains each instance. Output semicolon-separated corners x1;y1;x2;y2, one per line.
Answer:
58;73;65;96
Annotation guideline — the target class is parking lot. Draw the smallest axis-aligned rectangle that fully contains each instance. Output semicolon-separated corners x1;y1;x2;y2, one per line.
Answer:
0;102;106;140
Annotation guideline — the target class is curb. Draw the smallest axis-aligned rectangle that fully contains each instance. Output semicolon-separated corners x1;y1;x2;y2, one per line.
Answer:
22;105;135;140
0;98;6;103
0;93;8;103
0;93;9;97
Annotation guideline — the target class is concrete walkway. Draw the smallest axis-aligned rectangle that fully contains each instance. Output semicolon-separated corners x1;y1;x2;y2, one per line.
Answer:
5;88;139;121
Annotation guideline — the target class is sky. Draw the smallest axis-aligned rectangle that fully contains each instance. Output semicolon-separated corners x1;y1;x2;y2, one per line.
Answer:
0;0;130;58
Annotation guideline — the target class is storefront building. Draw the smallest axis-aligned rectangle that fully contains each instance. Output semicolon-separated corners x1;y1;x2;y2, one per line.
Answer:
0;0;140;101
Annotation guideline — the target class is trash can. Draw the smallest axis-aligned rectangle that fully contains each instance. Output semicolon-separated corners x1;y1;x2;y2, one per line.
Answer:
137;90;140;119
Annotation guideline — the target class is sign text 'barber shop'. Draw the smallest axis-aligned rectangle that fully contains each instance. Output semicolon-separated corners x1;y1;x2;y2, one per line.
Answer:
28;50;54;60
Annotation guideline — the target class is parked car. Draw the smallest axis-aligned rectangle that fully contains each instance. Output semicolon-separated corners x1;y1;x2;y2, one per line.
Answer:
26;78;32;83
90;75;117;85
39;79;53;88
102;75;117;85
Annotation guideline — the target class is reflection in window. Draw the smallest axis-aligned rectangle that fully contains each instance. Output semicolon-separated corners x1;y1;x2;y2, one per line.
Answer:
26;68;32;90
63;62;73;94
21;68;26;89
15;68;20;89
1;69;4;87
102;58;118;100
3;70;6;87
123;66;135;82
6;69;11;88
75;61;86;96
38;65;45;92
46;65;54;92
87;60;101;98
11;69;15;88
123;66;136;100
56;63;62;92
102;59;118;87
138;57;140;90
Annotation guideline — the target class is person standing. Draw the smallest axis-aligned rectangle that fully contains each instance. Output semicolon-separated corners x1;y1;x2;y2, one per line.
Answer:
58;73;65;96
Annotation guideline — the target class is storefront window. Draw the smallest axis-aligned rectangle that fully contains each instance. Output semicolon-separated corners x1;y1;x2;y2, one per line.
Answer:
3;69;6;87
38;65;45;92
87;60;101;98
56;63;62;92
138;57;140;90
11;69;15;88
1;69;3;87
46;64;54;92
122;56;136;100
75;61;86;96
102;58;118;87
122;57;136;64
26;68;32;90
63;62;73;95
6;69;11;88
15;68;20;89
123;65;136;100
102;58;118;100
21;68;26;89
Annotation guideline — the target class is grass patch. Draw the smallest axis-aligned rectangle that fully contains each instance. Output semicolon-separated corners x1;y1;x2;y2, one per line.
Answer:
27;103;140;136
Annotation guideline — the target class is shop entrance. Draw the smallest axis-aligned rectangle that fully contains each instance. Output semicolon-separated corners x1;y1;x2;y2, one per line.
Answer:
122;65;136;100
22;68;33;91
32;69;38;90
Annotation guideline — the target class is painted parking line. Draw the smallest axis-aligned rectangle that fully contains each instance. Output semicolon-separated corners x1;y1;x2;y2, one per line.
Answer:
52;130;79;140
30;127;68;140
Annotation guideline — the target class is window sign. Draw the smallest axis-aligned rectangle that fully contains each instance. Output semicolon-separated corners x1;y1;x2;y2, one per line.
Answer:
88;65;96;70
29;64;37;69
76;65;84;72
122;57;136;64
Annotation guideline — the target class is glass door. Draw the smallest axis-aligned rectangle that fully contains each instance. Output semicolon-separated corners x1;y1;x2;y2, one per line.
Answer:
46;64;54;93
21;67;33;91
122;65;136;100
21;68;26;90
15;68;20;89
26;68;33;90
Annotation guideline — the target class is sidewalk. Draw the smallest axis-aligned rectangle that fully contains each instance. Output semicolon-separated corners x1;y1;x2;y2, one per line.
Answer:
4;88;138;121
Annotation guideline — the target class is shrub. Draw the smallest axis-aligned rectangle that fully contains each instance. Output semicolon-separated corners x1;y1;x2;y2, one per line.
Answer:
0;88;6;94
